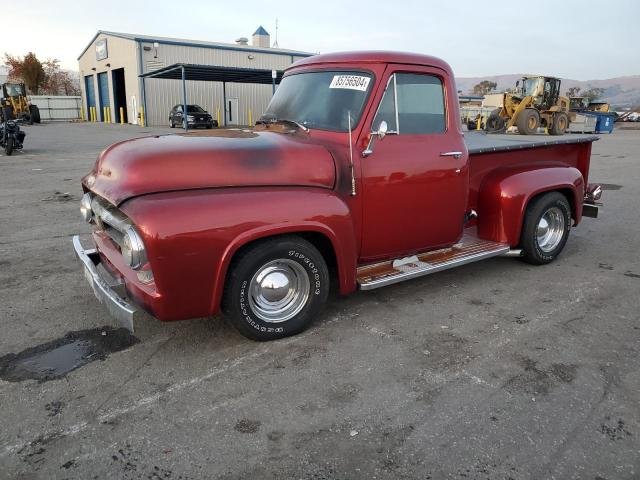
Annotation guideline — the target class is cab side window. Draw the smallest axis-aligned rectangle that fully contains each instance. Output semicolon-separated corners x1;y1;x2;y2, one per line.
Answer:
372;73;446;134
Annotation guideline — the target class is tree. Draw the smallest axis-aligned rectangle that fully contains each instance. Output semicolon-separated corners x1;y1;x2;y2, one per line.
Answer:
42;59;80;95
472;80;498;95
566;86;581;97
4;52;46;94
581;88;605;102
4;53;79;95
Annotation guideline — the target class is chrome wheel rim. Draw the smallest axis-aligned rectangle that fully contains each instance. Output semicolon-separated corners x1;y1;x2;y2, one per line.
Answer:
248;259;310;323
536;207;565;252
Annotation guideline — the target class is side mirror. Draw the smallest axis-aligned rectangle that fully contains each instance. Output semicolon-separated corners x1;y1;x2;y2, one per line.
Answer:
362;120;390;158
375;120;388;139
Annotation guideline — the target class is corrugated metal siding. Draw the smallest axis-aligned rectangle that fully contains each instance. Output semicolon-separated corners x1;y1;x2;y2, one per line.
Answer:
30;96;82;121
145;79;223;127
141;42;305;126
140;42;305;74
145;79;274;126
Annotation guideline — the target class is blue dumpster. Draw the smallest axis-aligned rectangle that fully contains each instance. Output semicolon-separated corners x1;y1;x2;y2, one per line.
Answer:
592;112;616;134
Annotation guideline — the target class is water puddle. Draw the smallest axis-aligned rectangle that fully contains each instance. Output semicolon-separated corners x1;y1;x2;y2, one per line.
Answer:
0;327;139;383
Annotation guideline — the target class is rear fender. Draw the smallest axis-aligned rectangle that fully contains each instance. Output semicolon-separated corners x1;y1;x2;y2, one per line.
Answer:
476;166;584;246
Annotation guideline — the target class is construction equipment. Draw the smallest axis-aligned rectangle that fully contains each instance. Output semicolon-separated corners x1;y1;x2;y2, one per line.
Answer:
0;83;40;124
586;101;610;113
485;76;570;135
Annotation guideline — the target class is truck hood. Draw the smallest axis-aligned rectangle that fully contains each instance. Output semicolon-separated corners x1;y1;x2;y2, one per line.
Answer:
84;129;336;206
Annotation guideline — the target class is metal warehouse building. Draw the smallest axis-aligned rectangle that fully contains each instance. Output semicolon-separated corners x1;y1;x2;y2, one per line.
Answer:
77;27;313;127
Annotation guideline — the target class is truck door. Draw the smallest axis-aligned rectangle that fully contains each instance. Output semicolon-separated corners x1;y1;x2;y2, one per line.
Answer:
360;67;468;260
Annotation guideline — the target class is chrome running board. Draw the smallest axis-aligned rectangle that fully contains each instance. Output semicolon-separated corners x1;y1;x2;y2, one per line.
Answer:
357;233;510;290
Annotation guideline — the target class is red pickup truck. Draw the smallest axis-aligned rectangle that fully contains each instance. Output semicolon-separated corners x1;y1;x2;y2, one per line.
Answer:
73;51;602;341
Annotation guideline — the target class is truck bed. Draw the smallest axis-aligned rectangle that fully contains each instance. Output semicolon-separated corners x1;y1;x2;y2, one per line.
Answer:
465;132;598;154
464;132;598;222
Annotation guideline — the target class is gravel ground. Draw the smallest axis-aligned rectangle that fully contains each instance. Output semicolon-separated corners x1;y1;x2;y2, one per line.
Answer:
0;122;639;479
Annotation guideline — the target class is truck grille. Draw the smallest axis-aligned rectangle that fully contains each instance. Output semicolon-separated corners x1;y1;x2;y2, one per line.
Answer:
90;195;132;249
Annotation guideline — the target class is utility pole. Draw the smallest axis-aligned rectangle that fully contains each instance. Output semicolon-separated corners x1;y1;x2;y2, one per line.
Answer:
273;18;279;48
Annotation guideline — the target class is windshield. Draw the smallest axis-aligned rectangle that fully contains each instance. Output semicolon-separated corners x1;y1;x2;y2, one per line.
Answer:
522;78;543;97
262;71;373;132
5;84;25;97
187;105;205;113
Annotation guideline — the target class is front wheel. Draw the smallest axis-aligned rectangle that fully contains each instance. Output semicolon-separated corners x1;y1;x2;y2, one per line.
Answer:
5;137;13;155
516;109;540;135
519;192;571;264
222;236;330;341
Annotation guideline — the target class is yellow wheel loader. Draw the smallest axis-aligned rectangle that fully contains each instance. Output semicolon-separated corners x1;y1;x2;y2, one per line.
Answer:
485;76;570;135
0;83;40;124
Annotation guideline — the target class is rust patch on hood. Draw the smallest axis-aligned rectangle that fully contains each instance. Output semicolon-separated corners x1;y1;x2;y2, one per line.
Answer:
84;130;336;205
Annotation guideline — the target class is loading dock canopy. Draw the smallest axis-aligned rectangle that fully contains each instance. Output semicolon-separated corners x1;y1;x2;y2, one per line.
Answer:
139;63;284;84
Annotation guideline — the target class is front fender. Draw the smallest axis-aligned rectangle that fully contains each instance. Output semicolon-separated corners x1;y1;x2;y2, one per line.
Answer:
121;187;356;320
476;167;584;246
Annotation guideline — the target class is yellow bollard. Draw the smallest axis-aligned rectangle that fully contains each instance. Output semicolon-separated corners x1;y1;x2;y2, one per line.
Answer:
91;107;95;122
108;107;112;124
476;114;481;131
140;107;145;127
120;107;124;125
80;106;85;122
217;106;221;127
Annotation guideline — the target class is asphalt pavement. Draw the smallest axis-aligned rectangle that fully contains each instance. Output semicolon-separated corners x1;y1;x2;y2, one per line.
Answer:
0;122;639;479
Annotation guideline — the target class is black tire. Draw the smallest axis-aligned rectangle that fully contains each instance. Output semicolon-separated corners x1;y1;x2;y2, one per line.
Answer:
169;118;175;128
519;192;571;265
29;105;41;124
486;109;506;132
549;112;569;135
222;236;330;341
5;137;14;156
206;123;213;129
516;109;540;135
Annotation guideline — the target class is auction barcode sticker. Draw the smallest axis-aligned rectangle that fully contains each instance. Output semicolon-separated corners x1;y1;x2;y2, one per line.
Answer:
329;75;370;91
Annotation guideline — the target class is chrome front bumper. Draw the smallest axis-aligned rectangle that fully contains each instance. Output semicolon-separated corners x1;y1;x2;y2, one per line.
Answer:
72;235;138;331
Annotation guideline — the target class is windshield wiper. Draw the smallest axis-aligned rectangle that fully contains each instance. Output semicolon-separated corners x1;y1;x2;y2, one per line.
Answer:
256;115;309;133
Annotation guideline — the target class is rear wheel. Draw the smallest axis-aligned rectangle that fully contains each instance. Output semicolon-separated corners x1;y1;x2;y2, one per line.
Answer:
29;105;40;124
486;109;505;132
222;236;330;341
549;112;568;135
520;192;571;264
516;109;540;135
169;118;175;128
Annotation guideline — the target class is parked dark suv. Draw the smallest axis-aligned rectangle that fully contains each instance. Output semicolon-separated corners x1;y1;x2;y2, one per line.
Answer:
169;104;217;129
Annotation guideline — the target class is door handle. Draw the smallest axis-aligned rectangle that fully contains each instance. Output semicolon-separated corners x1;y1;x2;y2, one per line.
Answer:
440;151;463;159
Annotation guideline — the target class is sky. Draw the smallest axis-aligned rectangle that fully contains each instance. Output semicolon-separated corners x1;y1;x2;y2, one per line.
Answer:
3;0;639;80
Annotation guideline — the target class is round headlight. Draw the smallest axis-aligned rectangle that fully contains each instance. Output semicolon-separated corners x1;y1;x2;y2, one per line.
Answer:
80;193;93;223
121;227;147;270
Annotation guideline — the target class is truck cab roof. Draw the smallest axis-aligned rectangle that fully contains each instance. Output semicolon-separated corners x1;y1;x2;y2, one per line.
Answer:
290;51;453;72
